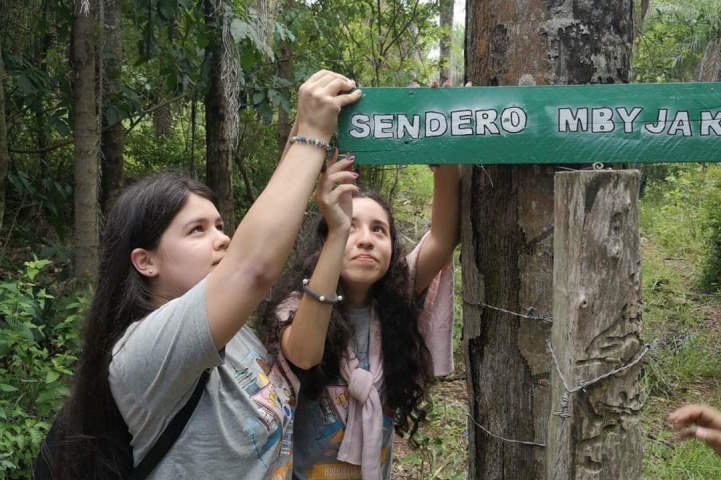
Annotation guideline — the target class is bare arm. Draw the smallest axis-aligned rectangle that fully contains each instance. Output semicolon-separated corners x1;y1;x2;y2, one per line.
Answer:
281;156;358;369
413;165;461;294
206;71;362;349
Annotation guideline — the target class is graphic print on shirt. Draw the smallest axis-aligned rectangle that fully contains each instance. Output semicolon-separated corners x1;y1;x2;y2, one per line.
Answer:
233;350;295;476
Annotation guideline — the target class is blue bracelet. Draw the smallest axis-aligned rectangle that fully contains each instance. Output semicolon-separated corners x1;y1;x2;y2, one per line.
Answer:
302;279;342;304
290;136;334;157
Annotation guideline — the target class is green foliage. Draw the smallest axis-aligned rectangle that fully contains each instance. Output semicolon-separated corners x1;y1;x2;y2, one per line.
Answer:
634;0;721;83
0;259;86;478
639;171;721;478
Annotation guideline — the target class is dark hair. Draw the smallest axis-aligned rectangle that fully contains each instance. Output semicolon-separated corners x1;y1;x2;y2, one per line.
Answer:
259;191;432;442
56;172;217;479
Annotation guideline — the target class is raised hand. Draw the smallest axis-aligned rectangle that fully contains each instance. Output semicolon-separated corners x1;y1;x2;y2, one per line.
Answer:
313;152;359;233
296;70;362;143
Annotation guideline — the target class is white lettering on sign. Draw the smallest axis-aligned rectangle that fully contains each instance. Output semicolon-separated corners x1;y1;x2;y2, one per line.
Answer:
348;108;721;139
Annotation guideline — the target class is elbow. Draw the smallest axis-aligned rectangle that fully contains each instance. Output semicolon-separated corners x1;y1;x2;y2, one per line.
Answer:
292;355;322;371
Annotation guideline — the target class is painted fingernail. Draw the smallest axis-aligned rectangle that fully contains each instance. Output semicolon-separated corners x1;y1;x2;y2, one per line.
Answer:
346;155;355;162
352;173;359;178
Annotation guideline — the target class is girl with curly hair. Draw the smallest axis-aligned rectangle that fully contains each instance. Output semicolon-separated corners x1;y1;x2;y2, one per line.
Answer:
260;158;460;480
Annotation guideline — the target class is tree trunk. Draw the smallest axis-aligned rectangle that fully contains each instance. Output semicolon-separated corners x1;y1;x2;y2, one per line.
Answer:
462;1;634;478
276;0;294;155
72;0;99;280
204;0;235;234
439;0;454;85
0;40;9;230
100;0;124;214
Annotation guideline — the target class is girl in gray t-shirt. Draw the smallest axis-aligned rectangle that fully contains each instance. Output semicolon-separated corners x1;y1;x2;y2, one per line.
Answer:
46;70;361;480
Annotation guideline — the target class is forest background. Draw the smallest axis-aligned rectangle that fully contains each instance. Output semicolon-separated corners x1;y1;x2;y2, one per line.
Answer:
2;0;721;478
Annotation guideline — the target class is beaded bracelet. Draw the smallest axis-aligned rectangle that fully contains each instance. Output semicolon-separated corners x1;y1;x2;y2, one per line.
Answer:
302;279;342;305
290;136;334;157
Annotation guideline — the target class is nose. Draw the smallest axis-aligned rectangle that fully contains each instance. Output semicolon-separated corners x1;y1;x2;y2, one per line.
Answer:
355;226;375;249
215;230;230;250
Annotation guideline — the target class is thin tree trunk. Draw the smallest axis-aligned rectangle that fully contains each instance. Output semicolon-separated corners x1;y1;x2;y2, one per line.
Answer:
100;0;124;214
462;1;634;478
276;0;294;154
0;40;9;230
204;0;235;233
439;0;453;85
72;0;99;279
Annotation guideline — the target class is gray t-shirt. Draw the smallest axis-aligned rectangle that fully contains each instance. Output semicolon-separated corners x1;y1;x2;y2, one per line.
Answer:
109;278;295;479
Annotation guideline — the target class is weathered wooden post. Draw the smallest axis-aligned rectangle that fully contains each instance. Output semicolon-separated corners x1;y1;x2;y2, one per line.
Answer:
547;170;645;480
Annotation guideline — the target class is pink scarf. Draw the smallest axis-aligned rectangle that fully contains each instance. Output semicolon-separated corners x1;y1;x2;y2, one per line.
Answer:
336;310;383;480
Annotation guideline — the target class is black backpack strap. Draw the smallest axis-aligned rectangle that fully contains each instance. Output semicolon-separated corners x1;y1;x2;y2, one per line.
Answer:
129;368;211;480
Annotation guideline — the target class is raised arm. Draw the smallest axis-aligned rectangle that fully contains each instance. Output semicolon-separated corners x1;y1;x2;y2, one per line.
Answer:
206;71;362;349
280;156;358;369
413;165;461;294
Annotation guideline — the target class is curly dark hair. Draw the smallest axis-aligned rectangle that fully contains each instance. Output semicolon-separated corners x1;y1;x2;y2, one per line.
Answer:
259;191;432;441
53;172;217;479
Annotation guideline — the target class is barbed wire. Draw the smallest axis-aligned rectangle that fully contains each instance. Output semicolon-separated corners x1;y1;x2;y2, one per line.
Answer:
547;339;650;480
462;297;553;324
460;300;650;477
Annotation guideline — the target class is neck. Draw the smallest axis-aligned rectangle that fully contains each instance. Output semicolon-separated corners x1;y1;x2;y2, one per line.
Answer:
342;282;371;309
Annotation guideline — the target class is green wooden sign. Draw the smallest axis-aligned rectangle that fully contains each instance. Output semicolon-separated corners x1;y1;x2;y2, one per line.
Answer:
337;83;721;165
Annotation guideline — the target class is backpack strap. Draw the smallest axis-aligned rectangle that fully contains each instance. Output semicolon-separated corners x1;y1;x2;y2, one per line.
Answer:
129;368;212;480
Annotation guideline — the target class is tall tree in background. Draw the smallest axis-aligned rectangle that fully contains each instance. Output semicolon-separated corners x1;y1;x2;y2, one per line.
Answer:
438;0;453;84
461;1;634;478
276;0;295;154
72;0;99;278
204;0;236;233
100;0;124;213
0;39;8;229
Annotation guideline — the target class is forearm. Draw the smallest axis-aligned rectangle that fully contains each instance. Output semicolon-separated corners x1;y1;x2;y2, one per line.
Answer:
281;229;348;369
414;165;461;292
429;165;461;250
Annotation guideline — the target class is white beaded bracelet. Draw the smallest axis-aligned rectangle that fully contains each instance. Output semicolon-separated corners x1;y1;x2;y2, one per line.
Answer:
302;279;342;304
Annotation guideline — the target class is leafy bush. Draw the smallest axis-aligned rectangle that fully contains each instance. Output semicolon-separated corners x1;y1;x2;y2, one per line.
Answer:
0;258;86;479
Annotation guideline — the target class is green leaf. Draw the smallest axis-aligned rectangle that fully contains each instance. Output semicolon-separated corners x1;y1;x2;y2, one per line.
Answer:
17;75;36;95
0;384;18;393
45;371;60;383
252;90;265;105
230;19;252;43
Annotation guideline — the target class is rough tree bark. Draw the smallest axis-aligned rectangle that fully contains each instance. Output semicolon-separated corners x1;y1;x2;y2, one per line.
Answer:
72;0;99;279
462;1;634;478
547;171;643;480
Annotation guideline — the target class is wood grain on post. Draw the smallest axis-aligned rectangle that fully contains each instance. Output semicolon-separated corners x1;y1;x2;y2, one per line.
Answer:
547;170;644;480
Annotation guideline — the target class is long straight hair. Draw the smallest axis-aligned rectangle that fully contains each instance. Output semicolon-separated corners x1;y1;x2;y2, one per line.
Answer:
56;172;217;479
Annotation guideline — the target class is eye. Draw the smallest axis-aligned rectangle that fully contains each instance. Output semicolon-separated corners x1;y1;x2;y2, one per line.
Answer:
190;225;204;234
216;223;224;232
373;226;386;234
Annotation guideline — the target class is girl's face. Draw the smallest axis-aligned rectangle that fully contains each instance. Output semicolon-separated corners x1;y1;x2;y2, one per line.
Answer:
149;193;230;302
340;197;393;294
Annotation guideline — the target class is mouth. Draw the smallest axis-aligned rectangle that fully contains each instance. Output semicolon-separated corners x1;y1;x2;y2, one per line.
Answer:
353;254;376;263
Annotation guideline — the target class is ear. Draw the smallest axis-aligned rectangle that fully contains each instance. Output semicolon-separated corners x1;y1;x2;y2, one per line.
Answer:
131;248;157;278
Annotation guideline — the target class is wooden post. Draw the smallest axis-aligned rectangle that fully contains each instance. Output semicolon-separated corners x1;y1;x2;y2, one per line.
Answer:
547;170;644;480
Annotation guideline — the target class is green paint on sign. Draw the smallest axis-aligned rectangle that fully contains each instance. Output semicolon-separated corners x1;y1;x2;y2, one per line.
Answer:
337;83;721;165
